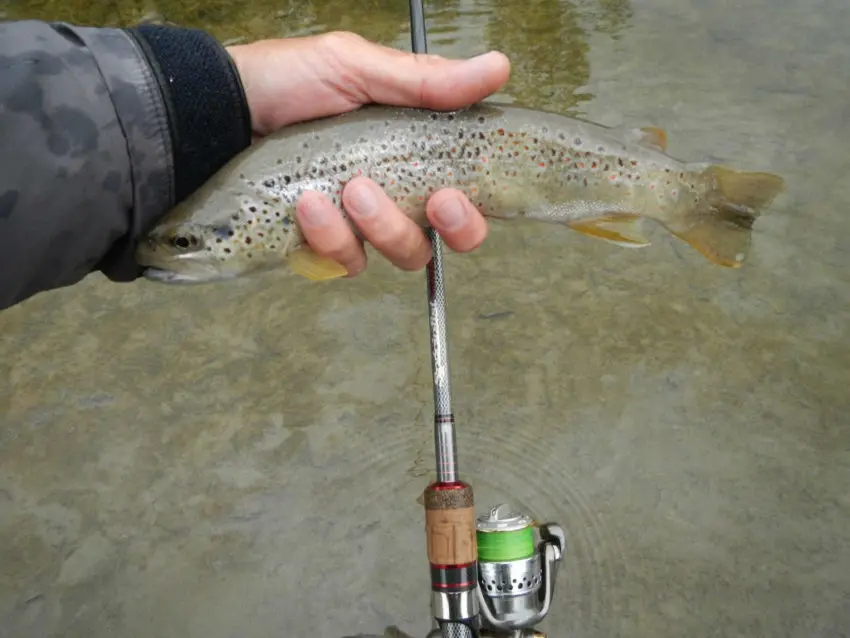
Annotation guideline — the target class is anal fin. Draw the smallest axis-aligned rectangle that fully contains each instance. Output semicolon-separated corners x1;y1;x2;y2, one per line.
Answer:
288;246;348;281
567;214;651;248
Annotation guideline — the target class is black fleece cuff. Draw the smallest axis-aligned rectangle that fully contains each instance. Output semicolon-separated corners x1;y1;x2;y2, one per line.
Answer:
126;24;252;204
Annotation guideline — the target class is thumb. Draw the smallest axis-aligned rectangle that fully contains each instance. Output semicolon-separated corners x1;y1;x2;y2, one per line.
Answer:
333;33;511;110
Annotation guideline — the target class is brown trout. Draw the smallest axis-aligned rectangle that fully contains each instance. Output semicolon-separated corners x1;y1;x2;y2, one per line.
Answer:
134;103;785;283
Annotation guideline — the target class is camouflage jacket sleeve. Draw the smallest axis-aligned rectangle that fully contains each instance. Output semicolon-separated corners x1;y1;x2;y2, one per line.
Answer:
0;20;252;310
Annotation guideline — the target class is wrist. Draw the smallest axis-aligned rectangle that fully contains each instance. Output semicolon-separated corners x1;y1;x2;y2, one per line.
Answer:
126;24;253;203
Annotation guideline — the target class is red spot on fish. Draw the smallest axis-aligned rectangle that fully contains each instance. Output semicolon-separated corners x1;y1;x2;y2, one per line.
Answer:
591;162;597;168
609;174;617;180
539;162;546;168
671;190;678;196
413;162;419;167
498;129;505;136
579;162;585;168
481;157;488;163
631;160;638;166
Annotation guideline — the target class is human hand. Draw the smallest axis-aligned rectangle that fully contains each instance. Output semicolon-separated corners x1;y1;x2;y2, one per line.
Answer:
226;32;510;276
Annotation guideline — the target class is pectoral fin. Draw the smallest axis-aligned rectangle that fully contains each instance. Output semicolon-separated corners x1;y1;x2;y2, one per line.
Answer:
638;127;668;152
288;246;348;280
567;214;651;248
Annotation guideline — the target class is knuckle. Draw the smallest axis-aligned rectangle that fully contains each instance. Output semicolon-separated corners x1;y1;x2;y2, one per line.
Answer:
319;31;366;52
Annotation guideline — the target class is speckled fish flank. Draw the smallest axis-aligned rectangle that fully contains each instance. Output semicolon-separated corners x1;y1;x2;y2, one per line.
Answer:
135;103;785;283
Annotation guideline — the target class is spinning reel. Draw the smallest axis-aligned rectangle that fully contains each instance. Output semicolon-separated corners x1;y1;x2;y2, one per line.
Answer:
424;495;566;638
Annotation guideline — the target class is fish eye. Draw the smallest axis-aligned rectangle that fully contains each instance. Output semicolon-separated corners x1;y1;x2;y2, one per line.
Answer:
171;233;199;250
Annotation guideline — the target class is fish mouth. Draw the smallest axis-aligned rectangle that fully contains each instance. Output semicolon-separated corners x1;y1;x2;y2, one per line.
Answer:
141;267;213;284
136;241;229;285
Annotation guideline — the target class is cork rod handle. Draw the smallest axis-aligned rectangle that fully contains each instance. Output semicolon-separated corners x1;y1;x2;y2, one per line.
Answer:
423;483;477;566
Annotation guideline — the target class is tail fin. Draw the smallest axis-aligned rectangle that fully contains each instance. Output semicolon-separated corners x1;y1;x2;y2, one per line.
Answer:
664;165;785;267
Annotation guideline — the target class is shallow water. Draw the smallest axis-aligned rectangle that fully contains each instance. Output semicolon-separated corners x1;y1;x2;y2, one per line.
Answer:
1;0;849;636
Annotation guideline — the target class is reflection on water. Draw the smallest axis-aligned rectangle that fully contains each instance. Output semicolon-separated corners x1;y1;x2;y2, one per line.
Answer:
4;0;409;43
4;0;628;107
2;0;850;637
484;0;631;110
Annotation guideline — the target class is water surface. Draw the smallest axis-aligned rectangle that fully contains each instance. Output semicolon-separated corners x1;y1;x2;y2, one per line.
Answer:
1;0;848;637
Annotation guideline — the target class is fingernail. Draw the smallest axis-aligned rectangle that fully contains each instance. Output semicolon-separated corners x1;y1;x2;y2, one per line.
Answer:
301;195;329;226
347;181;379;217
433;196;467;230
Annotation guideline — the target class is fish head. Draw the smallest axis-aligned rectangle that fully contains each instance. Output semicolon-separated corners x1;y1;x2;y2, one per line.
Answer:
134;216;291;284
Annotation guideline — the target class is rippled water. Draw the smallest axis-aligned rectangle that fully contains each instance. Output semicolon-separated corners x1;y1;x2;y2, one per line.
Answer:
2;0;849;637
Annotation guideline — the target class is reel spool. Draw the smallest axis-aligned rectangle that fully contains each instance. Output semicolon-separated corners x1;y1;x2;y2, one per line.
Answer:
475;504;566;638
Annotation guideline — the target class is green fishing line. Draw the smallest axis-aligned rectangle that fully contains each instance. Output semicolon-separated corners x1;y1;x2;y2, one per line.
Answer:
477;526;535;562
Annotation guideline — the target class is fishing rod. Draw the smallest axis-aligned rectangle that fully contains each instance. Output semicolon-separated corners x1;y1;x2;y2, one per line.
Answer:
407;3;567;638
